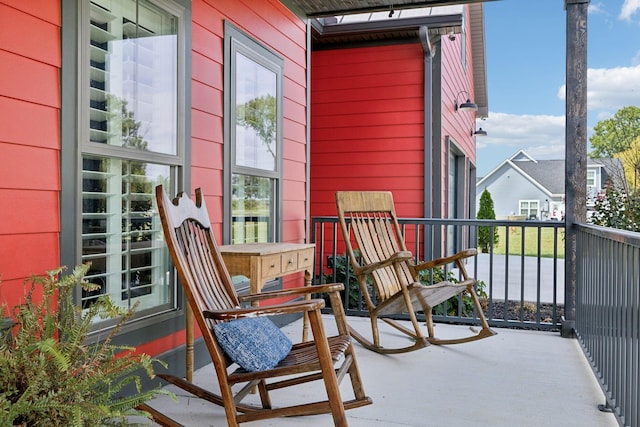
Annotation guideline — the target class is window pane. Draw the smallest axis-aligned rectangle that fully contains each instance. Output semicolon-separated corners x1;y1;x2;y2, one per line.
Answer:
234;52;277;171
89;0;178;155
231;174;273;243
81;155;172;313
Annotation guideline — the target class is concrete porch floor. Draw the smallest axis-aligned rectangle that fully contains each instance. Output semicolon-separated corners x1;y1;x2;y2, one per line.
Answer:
142;316;618;427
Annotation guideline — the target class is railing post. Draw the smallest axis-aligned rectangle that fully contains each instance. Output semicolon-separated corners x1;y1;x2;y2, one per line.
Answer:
563;0;589;338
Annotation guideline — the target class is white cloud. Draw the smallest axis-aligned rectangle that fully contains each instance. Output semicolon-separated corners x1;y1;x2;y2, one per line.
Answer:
479;65;640;174
620;0;640;20
476;113;565;158
557;65;640;110
588;2;605;15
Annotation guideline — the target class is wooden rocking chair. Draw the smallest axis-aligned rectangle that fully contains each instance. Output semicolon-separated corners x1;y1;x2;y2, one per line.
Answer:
145;186;371;427
335;191;496;354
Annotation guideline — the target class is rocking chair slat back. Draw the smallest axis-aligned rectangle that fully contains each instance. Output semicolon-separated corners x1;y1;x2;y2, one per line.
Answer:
340;199;413;302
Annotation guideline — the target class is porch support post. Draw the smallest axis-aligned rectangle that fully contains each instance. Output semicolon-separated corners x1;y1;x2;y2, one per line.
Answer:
563;0;589;338
420;26;436;261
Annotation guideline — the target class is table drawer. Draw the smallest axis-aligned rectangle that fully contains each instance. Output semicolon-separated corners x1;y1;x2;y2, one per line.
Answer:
281;252;299;274
261;254;282;278
297;248;314;269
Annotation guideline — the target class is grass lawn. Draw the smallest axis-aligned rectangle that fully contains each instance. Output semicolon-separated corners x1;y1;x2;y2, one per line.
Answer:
491;225;565;259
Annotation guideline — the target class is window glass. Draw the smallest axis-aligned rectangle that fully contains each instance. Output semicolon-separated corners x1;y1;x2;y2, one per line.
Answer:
81;156;172;311
89;0;178;155
226;25;283;245
234;52;277;171
231;174;274;243
83;0;183;320
519;200;539;218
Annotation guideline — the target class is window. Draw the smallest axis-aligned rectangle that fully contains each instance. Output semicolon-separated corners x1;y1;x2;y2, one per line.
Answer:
587;169;596;187
447;146;466;255
79;0;186;322
224;23;283;244
519;200;539;218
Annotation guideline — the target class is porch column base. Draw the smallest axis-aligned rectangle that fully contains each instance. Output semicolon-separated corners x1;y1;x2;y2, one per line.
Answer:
561;316;575;338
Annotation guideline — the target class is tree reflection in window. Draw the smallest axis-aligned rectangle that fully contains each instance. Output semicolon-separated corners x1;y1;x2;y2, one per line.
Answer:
236;94;276;159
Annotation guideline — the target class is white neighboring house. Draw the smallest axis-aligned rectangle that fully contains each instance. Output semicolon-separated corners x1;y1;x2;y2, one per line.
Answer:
476;150;623;220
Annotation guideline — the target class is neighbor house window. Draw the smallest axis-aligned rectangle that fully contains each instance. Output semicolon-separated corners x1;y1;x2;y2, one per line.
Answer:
587;169;596;187
224;23;283;244
80;0;185;321
519;200;539;218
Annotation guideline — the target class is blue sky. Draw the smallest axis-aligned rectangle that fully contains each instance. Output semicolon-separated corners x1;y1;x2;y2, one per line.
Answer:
476;0;640;176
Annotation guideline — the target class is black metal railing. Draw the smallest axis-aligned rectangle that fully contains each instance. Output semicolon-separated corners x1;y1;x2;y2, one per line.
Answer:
311;216;565;330
576;223;640;427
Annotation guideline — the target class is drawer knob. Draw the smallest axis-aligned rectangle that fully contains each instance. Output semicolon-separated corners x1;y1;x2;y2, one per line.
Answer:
288;258;294;264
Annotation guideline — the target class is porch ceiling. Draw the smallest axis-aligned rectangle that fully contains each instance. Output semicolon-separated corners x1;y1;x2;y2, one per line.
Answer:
295;1;492;117
286;0;497;18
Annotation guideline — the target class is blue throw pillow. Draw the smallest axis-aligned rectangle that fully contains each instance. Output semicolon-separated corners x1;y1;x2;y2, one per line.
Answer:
213;317;293;372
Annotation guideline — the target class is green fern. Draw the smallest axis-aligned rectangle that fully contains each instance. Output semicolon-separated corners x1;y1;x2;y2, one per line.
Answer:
0;264;174;426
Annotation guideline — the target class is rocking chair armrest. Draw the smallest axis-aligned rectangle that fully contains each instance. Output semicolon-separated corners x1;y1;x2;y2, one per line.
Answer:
203;298;326;321
238;283;345;304
413;248;478;271
355;251;413;276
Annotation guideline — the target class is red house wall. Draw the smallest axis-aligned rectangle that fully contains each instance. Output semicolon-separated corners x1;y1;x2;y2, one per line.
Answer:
191;0;308;243
440;7;477;218
128;0;310;357
310;43;426;220
0;0;308;358
0;1;61;308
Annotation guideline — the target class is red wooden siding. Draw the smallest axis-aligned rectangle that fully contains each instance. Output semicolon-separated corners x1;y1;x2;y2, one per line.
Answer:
0;0;308;358
310;43;426;219
0;1;61;307
192;0;307;245
440;7;476;220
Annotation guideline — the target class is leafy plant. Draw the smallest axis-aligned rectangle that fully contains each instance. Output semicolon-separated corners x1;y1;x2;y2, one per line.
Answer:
591;182;640;231
324;253;369;309
589;106;640;158
0;264;173;426
477;188;499;253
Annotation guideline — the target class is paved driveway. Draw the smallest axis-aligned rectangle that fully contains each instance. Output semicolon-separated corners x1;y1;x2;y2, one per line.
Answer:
465;253;565;304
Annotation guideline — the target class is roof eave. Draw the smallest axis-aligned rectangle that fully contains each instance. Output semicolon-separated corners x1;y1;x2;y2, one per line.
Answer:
281;0;498;18
469;3;488;118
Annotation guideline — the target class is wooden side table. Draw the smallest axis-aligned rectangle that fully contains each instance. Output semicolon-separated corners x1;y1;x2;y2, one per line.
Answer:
220;242;315;341
219;242;315;293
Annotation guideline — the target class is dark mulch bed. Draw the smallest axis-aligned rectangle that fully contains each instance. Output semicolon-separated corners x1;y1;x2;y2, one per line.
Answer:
484;301;564;324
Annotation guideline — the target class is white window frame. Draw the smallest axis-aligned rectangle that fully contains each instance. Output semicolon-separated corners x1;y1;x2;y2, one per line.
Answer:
519;200;540;218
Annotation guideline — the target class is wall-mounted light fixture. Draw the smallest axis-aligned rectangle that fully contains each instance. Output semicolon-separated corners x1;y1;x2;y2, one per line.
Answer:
454;90;478;112
471;127;487;136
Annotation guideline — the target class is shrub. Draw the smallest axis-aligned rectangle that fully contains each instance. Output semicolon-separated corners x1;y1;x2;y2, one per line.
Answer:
0;264;173;426
590;184;640;231
324;253;369;309
477;188;499;252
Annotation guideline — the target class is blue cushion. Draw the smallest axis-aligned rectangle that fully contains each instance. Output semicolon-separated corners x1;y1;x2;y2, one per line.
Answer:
213;317;293;372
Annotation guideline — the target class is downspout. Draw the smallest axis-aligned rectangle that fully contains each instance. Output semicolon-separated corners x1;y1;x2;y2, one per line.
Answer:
305;20;312;243
419;26;435;260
